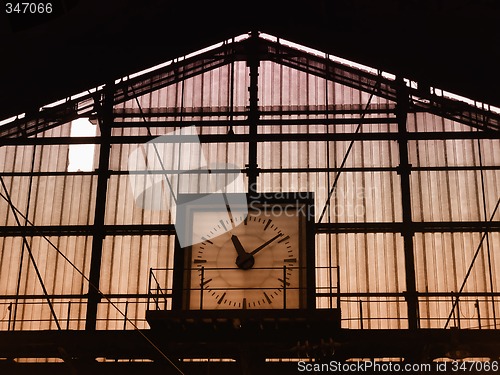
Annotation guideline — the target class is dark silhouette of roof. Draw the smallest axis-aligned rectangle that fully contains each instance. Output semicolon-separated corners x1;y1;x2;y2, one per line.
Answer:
1;0;499;120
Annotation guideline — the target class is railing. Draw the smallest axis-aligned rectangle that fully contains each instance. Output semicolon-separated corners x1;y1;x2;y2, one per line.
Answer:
418;295;500;329
147;268;500;329
0;297;151;331
334;295;500;329
148;266;340;312
0;274;498;330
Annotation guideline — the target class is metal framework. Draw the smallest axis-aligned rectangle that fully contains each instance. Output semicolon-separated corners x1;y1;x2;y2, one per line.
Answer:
0;31;499;373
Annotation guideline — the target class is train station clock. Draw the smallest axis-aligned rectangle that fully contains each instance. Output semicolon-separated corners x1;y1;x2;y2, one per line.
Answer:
172;193;315;311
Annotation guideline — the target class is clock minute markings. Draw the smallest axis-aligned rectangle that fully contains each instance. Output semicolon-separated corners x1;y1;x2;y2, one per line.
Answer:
201;278;212;287
219;219;228;231
263;292;272;304
263;219;272;231
278;278;291;287
201;236;213;245
217;292;227;305
277;235;290;244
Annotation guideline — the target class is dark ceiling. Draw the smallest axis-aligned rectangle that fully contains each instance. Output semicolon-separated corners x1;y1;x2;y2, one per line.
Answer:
1;0;499;120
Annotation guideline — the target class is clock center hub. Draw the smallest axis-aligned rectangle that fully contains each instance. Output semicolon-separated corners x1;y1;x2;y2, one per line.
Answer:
236;253;255;270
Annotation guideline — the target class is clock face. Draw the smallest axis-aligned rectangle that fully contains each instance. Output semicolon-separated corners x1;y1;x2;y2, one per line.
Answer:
187;204;303;310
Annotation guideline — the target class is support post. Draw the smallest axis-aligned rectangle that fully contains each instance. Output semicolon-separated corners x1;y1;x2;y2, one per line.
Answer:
475;299;482;329
396;77;419;330
85;83;113;331
336;266;341;309
246;31;260;196
123;301;129;330
200;266;205;310
7;303;12;331
66;301;71;330
359;299;364;329
147;268;152;311
283;265;287;310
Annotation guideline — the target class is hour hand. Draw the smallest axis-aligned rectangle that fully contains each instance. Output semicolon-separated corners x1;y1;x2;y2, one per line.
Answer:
231;235;248;257
231;235;255;270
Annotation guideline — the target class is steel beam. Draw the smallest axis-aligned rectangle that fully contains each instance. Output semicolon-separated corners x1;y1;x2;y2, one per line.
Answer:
0;224;175;237
3;164;500;178
247;31;260;195
112;104;396;118
1;290;500;301
111;117;397;127
316;221;500;234
2;131;497;147
85;85;112;331
1;221;499;237
396;77;420;331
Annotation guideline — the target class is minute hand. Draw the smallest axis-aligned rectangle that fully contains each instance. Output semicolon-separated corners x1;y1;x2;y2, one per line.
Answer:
250;233;283;255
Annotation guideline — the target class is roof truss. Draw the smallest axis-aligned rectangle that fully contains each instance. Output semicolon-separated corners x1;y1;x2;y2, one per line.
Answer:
1;33;499;139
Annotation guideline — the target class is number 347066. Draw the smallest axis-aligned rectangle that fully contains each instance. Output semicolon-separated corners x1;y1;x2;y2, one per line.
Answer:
5;3;53;14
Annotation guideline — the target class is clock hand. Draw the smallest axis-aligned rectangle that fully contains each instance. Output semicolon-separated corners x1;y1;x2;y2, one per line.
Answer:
231;235;248;257
250;233;283;256
231;235;255;270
